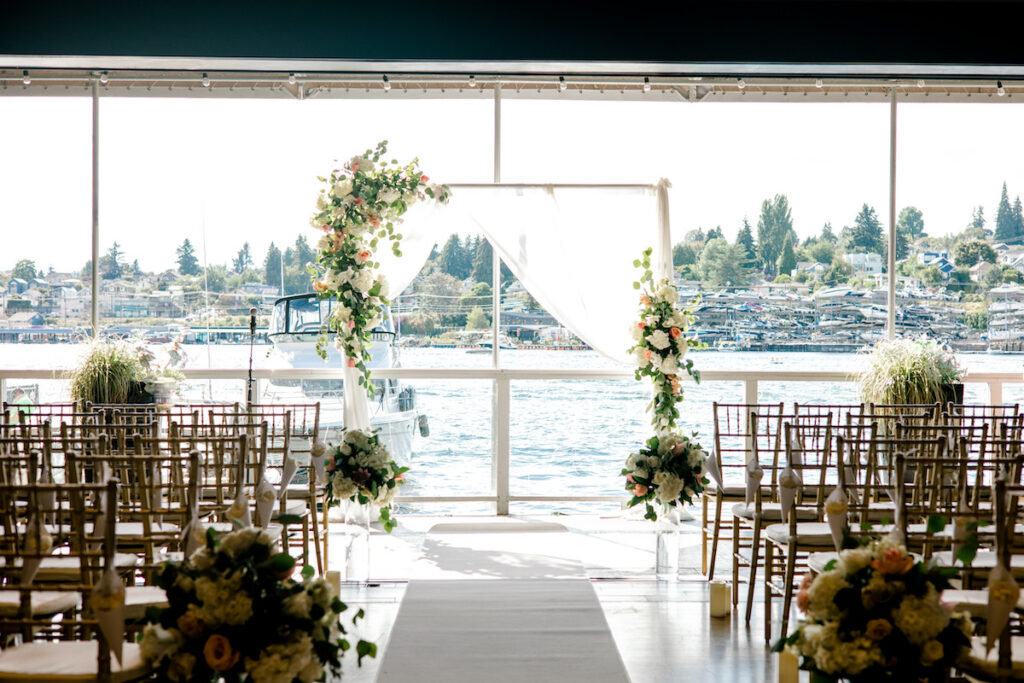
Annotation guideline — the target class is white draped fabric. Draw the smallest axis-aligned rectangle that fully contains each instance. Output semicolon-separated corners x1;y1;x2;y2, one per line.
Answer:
375;183;668;364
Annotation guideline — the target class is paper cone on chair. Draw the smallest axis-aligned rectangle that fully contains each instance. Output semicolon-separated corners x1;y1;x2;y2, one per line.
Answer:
181;517;207;557
744;456;763;507
279;456;299;497
311;441;327;485
706;448;724;491
778;466;802;525
226;490;252;528
91;566;126;665
825;487;848;552
255;478;277;528
20;515;52;585
985;563;1020;652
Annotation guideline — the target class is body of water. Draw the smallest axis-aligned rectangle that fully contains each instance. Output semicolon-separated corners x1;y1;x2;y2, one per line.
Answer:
3;344;1023;513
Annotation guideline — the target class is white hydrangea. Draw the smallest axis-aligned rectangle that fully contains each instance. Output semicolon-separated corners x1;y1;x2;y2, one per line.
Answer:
139;624;184;664
282;591;312;620
379;188;401;204
244;634;316;683
646;329;670;350
657;283;679;304
195;570;253;627
659;354;679;376
805;570;850;621
653;471;683;504
633;347;650;368
352;268;375;293
333;179;353;198
837;545;874;576
218;528;272;559
892;585;949;645
331;476;359;501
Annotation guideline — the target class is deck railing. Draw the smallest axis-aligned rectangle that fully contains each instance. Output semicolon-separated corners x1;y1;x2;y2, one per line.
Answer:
1;367;1021;514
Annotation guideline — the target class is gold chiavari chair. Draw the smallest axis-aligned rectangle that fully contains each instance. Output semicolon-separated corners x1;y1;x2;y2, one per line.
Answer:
702;401;784;580
2;402;77;431
0;476;150;681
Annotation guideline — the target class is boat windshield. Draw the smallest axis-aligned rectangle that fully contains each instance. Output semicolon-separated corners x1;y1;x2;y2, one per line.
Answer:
270;294;396;337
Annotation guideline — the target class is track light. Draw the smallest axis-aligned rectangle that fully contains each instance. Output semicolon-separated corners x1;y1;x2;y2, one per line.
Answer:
469;75;477;88
917;79;925;88
815;78;823;88
201;73;210;87
737;78;745;90
998;81;1006;96
643;77;651;93
287;73;296;85
383;75;391;91
99;71;109;84
22;70;30;85
558;76;567;92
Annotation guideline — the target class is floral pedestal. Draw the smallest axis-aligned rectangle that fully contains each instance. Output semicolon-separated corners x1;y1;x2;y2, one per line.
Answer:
655;505;681;578
342;500;373;582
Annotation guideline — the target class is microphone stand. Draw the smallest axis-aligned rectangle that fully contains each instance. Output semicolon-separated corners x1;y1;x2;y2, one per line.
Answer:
247;307;257;410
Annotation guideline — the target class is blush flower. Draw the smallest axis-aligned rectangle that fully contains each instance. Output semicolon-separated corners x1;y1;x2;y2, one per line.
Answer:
871;548;914;575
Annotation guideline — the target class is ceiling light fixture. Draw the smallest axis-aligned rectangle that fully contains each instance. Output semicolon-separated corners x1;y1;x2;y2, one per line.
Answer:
643;77;651;93
99;71;109;84
469;75;477;88
383;75;391;91
201;73;211;87
737;78;745;90
22;70;30;85
998;80;1006;96
288;73;297;85
559;76;567;92
815;78;823;88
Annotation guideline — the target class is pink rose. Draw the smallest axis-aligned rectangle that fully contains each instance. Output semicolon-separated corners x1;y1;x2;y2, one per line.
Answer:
347;358;356;367
634;484;648;497
871;548;914;575
347;320;355;329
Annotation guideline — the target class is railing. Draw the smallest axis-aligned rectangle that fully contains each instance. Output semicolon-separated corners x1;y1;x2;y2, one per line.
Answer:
2;367;1021;514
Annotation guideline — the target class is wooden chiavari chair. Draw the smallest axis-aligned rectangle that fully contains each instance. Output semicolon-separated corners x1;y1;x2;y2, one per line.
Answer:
0;475;150;681
702;401;784;580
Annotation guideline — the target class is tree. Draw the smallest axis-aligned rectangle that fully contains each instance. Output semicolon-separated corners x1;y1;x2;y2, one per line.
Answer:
897;206;926;241
684;228;706;244
1003;266;1024;284
698;238;751;288
205;265;227;293
437;235;470;280
984;264;1005;288
735;218;756;262
232;243;253;274
840;204;885;257
953;240;998;267
969;206;986;231
820;222;837;244
884;227;908;263
963;310;989;330
672;242;697;267
822;256;854;286
1014;196;1024;238
264;242;283;292
459;281;492;310
100;242;124;280
920;265;943;285
470;237;493;284
706;226;724;241
807;239;835;264
465;306;490;330
12;259;36;281
756;194;794;277
995;182;1016;240
776;234;797;277
176;239;201;276
291;235;315;271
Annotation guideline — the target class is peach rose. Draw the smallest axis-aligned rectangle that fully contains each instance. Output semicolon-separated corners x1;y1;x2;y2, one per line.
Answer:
354;197;364;205
637;322;646;329
347;358;357;367
865;618;892;641
368;214;381;228
640;295;651;306
626;473;636;484
203;634;239;672
420;175;430;183
176;612;204;640
670;327;682;339
313;281;328;292
358;250;372;263
871;548;914;575
634;484;649;497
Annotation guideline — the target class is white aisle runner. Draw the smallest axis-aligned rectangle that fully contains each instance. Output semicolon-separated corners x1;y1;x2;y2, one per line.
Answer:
375;523;631;683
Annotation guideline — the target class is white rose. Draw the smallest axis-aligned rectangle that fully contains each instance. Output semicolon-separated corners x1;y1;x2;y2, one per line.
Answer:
657;284;679;303
282;591;312;619
352;268;375;293
315;195;327;211
350;156;375;174
379;188;401;204
317;235;332;251
377;275;389;298
660;354;679;376
630;323;645;341
633;347;650;368
333;179;353;198
646;329;671;350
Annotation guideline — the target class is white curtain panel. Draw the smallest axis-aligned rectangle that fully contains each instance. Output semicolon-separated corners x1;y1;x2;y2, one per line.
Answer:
379;184;663;364
374;202;452;298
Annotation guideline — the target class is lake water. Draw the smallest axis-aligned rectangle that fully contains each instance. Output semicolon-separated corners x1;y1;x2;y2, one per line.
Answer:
3;344;1023;514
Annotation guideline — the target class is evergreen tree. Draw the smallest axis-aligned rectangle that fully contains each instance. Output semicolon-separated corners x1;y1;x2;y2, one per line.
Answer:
776;234;797;277
471;237;493;284
672;242;697;267
101;242;124;280
969;206;986;230
706;226;724;241
757;194;794;277
264;242;283;292
232;243;253;274
698;238;751;288
12;259;36;281
840;204;885;257
897;206;926;241
1014;196;1024;238
821;222;837;244
995;182;1015;240
735;218;757;262
176;239;201;276
292;235;315;270
437;235;469;279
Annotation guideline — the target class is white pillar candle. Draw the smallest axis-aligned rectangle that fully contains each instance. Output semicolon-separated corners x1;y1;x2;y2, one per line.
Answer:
709;580;730;618
778;650;799;683
326;570;342;596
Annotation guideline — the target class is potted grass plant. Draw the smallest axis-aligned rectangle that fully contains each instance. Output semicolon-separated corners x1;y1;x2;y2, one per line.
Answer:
857;337;964;409
68;339;151;405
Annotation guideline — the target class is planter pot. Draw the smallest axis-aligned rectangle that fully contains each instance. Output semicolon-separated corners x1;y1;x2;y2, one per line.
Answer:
940;382;964;407
126;380;154;404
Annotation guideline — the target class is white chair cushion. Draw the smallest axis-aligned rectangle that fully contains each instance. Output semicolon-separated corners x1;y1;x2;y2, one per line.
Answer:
765;522;835;547
961;635;1024;678
941;589;1024;619
124;585;168;620
0;590;79;617
731;503;818;522
932;550;1024;570
808;552;837;574
272;500;308;519
0;641;148;682
32;554;140;583
707;484;746;499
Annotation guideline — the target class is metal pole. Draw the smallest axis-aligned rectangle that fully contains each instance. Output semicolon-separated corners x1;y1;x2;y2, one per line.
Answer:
492;84;502;367
887;87;897;339
91;79;100;339
492;83;509;515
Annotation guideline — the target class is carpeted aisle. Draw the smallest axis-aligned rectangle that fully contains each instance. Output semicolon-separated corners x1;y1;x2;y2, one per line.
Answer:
375;522;631;683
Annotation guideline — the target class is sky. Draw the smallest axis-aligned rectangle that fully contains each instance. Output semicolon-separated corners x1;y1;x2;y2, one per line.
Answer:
3;95;1024;274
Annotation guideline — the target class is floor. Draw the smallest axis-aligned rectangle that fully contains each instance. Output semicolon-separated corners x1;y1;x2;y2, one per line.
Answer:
325;510;804;683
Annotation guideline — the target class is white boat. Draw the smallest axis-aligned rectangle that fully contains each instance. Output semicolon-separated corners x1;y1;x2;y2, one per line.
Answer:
264;293;424;466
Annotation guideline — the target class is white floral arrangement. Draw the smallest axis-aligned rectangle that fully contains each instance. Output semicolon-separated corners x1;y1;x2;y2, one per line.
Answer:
323;428;407;533
623;248;708;521
141;527;375;682
310;140;450;394
776;537;972;681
